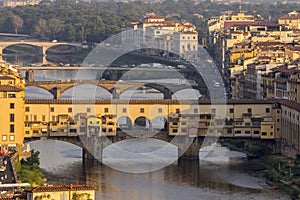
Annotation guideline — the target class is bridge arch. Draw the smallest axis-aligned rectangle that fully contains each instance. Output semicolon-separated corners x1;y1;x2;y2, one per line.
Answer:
172;89;202;99
2;43;42;54
119;86;163;99
134;116;150;129
25;86;54;99
62;84;112;99
116;116;133;130
25;138;85;151
46;44;80;54
151;116;168;131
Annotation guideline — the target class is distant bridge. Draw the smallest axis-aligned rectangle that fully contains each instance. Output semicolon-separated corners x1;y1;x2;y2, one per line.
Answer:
26;79;205;99
0;41;82;55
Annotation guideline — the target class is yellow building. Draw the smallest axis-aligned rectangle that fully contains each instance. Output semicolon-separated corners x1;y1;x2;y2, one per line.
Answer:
24;99;279;140
280;100;300;158
0;61;25;151
26;185;95;200
279;11;300;30
2;0;40;7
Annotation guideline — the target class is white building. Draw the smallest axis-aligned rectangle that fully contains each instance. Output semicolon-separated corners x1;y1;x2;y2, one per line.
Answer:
122;14;199;58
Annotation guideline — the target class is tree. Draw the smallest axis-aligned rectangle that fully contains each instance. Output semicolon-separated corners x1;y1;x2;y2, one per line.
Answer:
22;150;40;166
47;18;64;40
33;19;49;40
12;15;23;34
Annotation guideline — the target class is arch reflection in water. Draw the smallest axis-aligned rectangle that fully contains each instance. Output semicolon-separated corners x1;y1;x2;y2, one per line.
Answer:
28;140;289;200
102;138;178;173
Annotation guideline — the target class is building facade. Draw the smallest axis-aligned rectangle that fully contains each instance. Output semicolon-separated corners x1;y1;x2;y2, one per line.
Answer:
23;99;279;140
278;11;300;30
0;61;25;151
26;185;95;200
122;14;198;59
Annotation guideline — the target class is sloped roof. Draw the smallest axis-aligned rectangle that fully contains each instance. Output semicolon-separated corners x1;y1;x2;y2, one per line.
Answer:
30;185;95;193
0;75;15;80
279;11;300;20
0;85;23;92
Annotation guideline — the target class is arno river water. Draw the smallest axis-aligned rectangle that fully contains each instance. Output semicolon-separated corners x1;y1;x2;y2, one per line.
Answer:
29;140;289;200
11;56;290;199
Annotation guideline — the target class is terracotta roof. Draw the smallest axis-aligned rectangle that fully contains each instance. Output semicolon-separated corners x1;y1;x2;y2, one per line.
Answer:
224;21;278;30
30;185;95;193
257;56;271;60
280;99;300;112
273;67;299;74
147;15;164;19
279;13;300;20
274;78;288;83
288;79;300;84
25;99;274;105
287;45;300;51
181;31;198;35
0;85;23;92
0;75;15;80
255;41;283;47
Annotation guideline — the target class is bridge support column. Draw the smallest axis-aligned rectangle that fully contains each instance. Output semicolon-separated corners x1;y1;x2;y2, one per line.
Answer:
82;149;94;160
52;87;61;99
81;136;108;163
163;88;173;99
38;46;47;56
179;137;202;159
25;70;34;82
112;88;121;99
171;136;201;159
42;55;47;65
110;71;119;81
38;46;49;65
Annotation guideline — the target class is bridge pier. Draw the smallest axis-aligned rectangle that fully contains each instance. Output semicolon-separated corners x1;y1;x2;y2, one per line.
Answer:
82;148;95;160
178;137;202;159
112;88;121;99
51;87;61;99
38;46;47;56
163;88;173;99
25;70;34;82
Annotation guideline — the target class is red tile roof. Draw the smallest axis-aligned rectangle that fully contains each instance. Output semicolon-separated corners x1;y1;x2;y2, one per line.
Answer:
0;75;15;80
147;15;164;19
280;100;300;112
224;21;279;30
273;67;299;74
279;13;300;20
30;185;95;193
181;31;198;35
0;85;23;92
274;78;288;83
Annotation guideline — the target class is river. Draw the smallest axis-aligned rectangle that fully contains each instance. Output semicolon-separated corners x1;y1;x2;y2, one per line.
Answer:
28;140;289;200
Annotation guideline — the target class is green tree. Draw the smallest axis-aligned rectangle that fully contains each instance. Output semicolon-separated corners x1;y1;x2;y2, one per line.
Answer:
12;15;23;34
47;18;64;40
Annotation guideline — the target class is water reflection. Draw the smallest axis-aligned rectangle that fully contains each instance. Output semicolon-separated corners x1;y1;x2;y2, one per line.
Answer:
29;140;289;200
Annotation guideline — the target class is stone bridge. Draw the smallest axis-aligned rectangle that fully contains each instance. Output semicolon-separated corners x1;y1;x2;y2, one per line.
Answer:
0;41;82;63
26;80;207;99
24;132;211;161
0;41;81;55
